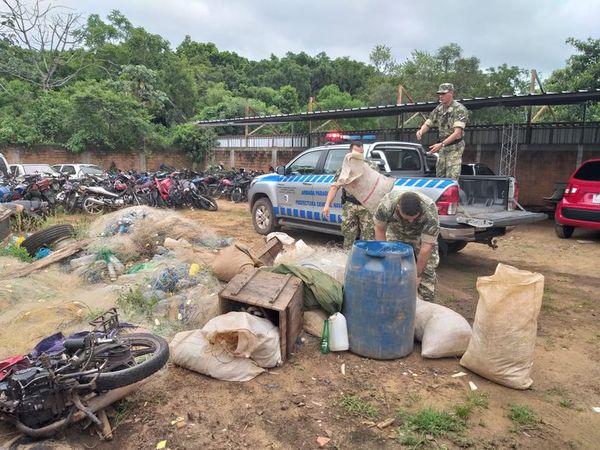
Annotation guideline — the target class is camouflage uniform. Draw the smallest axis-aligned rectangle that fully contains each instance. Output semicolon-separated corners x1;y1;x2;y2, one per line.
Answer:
334;160;378;249
374;191;440;302
341;201;375;249
425;99;468;179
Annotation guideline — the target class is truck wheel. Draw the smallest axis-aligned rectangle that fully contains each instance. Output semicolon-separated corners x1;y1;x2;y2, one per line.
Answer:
446;241;468;254
252;198;278;235
555;223;574;239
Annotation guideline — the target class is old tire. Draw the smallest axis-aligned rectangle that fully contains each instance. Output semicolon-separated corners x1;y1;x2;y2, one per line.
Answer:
21;224;74;256
446;241;468;254
252;197;277;235
555;223;574;239
94;333;169;391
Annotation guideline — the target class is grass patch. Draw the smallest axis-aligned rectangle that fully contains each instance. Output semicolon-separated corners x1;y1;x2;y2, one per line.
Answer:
558;399;574;409
0;243;33;262
116;285;159;319
84;307;106;322
508;404;540;430
452;392;489;421
466;391;489;409
338;394;379;420
396;408;464;444
453;403;472;420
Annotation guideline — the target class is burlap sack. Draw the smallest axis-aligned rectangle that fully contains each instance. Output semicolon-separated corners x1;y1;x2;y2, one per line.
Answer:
210;244;255;281
460;263;544;389
414;299;472;358
340;153;395;213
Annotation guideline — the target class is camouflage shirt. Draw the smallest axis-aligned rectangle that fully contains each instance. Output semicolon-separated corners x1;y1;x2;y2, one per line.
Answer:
374;191;440;245
424;100;468;140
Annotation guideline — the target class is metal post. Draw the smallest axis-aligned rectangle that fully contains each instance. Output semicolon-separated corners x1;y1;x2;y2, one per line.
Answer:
580;101;587;145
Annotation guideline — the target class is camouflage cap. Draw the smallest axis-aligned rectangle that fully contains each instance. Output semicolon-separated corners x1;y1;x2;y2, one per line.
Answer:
436;83;454;94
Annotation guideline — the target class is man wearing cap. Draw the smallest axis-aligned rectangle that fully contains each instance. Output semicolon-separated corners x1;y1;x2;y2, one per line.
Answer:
416;83;468;179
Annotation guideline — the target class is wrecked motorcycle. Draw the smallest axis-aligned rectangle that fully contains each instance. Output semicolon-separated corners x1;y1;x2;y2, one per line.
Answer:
0;309;169;438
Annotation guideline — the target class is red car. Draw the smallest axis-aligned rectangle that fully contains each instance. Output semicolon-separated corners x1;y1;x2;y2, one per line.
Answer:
555;158;600;238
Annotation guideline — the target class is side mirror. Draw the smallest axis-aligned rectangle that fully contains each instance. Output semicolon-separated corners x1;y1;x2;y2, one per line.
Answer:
276;165;286;175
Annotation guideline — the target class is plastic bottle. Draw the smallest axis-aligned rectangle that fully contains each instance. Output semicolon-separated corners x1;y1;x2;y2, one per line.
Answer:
107;262;117;281
108;255;125;274
320;319;330;354
328;312;349;351
69;254;97;269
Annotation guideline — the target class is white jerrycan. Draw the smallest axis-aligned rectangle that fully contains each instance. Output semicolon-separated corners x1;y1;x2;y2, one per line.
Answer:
328;312;349;351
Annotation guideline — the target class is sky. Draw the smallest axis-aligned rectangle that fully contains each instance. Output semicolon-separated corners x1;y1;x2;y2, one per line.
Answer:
18;0;600;77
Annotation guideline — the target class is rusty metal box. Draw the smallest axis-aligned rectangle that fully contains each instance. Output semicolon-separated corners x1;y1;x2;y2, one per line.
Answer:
219;269;303;362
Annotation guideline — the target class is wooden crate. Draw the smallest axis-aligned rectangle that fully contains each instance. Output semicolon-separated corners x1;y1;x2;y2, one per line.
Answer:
219;269;303;362
252;238;283;266
0;206;11;243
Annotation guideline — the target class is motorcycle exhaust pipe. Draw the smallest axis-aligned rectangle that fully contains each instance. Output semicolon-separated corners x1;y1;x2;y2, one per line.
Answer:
10;380;147;438
86;197;105;206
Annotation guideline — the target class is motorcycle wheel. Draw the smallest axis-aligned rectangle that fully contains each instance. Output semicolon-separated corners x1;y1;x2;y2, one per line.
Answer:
207;184;222;199
93;333;170;391
82;195;105;215
197;194;218;211
230;187;243;203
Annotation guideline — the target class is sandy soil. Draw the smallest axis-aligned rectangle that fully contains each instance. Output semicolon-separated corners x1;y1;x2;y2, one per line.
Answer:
1;201;599;449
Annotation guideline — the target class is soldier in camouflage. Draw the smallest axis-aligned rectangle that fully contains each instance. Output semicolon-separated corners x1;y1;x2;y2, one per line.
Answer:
416;83;468;179
322;141;376;249
374;190;440;302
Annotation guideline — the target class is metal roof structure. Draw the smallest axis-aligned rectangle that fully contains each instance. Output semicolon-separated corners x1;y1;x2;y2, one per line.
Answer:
196;89;600;127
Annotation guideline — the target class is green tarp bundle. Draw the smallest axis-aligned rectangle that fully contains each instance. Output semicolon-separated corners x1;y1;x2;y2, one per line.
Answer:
262;264;343;314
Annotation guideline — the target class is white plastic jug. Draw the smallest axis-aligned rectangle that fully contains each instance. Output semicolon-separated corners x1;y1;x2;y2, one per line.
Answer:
328;312;349;351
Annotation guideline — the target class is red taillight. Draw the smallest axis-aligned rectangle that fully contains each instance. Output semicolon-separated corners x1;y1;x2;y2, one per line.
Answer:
436;186;459;215
325;131;343;142
563;183;577;198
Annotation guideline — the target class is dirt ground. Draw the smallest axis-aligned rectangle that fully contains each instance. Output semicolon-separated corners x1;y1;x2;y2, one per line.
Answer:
1;201;599;450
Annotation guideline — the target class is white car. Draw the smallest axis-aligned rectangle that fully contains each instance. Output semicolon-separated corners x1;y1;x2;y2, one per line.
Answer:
9;164;60;178
51;164;104;179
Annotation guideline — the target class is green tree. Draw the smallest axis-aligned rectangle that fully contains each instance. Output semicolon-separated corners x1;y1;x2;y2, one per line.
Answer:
170;123;219;164
369;44;396;75
64;81;149;152
545;37;600;121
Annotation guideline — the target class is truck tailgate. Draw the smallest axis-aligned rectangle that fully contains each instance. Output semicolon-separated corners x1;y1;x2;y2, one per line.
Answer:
454;209;547;228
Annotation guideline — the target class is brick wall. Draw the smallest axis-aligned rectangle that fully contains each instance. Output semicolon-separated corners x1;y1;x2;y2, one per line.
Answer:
4;146;195;172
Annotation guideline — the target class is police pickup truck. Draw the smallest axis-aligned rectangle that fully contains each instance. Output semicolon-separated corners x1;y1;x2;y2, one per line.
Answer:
247;139;546;253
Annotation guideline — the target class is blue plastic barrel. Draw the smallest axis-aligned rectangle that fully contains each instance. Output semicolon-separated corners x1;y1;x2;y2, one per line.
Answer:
343;240;417;359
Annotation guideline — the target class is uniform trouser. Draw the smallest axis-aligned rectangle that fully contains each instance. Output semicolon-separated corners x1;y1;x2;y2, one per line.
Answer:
436;141;465;179
341;202;375;249
386;227;439;302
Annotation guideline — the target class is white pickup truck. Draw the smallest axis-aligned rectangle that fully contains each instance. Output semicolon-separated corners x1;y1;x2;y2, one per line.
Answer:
247;141;547;253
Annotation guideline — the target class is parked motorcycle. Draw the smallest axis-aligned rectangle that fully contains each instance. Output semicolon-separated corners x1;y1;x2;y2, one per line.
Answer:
0;309;169;438
80;174;148;215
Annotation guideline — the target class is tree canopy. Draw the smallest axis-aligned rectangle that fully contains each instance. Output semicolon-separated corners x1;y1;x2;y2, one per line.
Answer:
0;1;597;153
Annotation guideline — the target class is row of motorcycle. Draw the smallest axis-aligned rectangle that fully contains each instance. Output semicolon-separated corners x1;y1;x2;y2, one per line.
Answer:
0;167;263;217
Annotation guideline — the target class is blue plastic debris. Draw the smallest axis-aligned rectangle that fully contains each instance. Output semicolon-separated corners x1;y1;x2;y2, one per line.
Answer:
34;247;52;260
